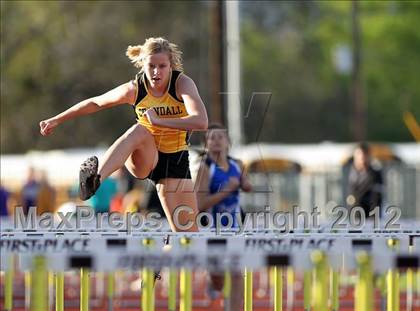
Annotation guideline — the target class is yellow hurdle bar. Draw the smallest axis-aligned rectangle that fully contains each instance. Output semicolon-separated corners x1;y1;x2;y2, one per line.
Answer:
55;272;64;311
406;269;414;311
80;268;90;311
179;236;192;311
141;238;157;311
180;268;192;311
386;239;400;311
168;269;177;311
387;269;400;311
48;271;54;308
141;268;155;311
406;245;414;311
30;255;48;311
272;266;282;311
4;255;14;311
25;270;31;309
244;268;253;311
107;272;114;311
286;267;294;309
223;270;232;311
330;269;339;311
376;273;387;307
355;252;373;311
311;250;329;311
417;270;420;295
303;270;312;311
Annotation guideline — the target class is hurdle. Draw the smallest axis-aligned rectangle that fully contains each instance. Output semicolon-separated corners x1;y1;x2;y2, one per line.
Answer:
1;224;420;310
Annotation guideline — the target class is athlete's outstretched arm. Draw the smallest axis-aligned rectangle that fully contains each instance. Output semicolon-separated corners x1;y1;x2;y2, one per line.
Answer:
39;81;136;136
144;74;208;131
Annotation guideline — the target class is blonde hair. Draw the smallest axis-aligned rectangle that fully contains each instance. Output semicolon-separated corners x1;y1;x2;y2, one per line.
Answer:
126;37;183;71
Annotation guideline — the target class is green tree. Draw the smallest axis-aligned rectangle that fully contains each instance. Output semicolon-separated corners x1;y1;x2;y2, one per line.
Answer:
1;1;211;153
240;1;420;144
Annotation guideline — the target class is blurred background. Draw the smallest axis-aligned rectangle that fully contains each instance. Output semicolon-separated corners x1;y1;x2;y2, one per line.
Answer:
1;2;420;310
1;1;419;220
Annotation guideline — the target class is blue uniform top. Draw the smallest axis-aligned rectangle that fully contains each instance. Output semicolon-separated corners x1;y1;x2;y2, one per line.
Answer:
206;156;242;228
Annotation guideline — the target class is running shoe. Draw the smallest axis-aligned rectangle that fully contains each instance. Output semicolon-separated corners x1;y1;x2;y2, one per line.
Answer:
79;156;101;200
142;271;161;289
131;271;161;292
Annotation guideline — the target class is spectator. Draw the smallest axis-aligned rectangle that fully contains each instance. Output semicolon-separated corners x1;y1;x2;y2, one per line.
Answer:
88;176;118;213
37;170;56;215
21;167;40;214
0;183;10;217
346;142;383;217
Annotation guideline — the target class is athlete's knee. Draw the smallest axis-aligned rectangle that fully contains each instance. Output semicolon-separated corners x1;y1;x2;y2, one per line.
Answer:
124;124;150;146
130;168;148;179
125;161;148;179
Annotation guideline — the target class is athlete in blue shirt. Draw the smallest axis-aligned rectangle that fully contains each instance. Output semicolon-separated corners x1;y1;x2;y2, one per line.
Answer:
196;123;252;310
197;123;252;228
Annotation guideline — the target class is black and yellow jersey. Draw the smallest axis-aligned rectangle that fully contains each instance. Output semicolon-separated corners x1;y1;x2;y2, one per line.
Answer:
133;70;189;153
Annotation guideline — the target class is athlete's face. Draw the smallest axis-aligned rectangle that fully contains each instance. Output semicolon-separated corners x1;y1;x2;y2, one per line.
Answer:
144;52;171;89
206;129;230;154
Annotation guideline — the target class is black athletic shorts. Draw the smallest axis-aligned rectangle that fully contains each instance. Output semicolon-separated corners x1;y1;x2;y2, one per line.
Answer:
147;150;191;184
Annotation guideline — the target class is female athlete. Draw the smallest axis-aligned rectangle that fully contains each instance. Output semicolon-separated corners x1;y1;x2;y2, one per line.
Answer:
196;123;252;311
40;37;208;233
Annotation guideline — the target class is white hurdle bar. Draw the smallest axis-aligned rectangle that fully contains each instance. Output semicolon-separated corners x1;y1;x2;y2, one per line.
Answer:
1;230;420;311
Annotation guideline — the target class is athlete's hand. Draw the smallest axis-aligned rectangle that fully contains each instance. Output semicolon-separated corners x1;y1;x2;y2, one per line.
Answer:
225;176;241;192
144;108;159;125
39;118;59;136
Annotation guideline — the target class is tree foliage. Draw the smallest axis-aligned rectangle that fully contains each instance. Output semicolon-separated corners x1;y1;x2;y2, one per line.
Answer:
1;1;419;153
241;1;420;143
1;1;210;153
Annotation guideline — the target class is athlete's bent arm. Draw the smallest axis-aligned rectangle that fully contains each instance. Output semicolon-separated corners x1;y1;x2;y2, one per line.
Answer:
196;163;240;211
144;75;208;130
39;82;136;136
237;160;253;192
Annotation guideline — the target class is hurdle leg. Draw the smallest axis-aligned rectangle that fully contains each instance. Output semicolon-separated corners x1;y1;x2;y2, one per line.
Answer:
330;269;339;311
48;271;54;309
223;270;232;311
55;272;64;311
406;269;413;311
311;251;329;311
374;273;386;310
387;269;400;311
271;266;282;311
30;255;48;311
168;269;177;311
303;270;311;311
406;245;414;311
25;270;31;309
355;252;373;311
386;238;400;311
417;270;420;295
417;270;420;304
180;268;192;311
4;255;14;311
141;268;155;311
244;268;253;311
107;272;114;311
80;268;90;311
286;267;294;310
